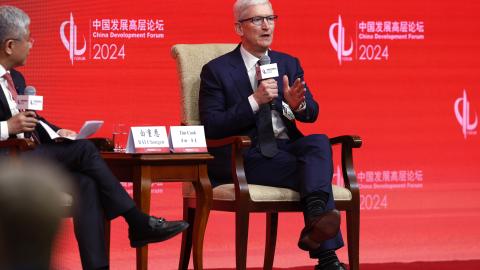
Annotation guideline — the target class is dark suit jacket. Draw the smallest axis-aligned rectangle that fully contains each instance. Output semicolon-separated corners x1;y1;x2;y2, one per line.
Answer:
0;69;59;143
199;44;319;184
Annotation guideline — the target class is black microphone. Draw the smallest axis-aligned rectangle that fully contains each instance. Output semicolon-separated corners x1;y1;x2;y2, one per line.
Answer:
24;85;36;96
18;86;42;140
17;85;43;111
256;55;279;109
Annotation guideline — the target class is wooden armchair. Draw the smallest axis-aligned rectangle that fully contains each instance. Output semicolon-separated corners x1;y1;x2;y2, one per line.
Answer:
171;43;362;270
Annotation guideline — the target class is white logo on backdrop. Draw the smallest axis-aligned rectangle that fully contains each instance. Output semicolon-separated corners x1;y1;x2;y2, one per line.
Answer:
454;89;478;139
60;13;86;65
329;15;353;65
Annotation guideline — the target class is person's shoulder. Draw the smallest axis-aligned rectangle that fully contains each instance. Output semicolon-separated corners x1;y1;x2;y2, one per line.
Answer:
10;68;26;90
270;49;298;62
204;45;240;68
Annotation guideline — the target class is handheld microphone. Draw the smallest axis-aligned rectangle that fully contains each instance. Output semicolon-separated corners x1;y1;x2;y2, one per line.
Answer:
256;55;279;109
17;86;43;141
17;86;43;111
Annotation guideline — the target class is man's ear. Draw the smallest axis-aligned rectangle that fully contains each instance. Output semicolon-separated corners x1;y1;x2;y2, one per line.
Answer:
3;40;14;56
234;22;243;36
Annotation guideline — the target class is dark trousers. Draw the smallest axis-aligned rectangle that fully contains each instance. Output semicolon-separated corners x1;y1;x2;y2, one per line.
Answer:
244;134;344;257
25;139;135;269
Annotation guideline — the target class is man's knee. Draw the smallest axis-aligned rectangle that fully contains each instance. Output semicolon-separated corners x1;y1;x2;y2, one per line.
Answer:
305;134;331;150
74;139;100;156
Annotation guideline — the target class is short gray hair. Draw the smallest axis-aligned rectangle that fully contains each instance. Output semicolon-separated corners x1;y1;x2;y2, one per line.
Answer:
233;0;272;21
0;6;30;44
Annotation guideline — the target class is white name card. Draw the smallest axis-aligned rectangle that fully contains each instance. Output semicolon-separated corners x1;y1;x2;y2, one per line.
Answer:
126;126;170;154
169;126;207;153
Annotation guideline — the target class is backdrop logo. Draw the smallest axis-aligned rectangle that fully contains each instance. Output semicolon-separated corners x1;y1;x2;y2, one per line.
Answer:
329;15;353;65
328;15;425;65
454;89;478;139
60;13;86;65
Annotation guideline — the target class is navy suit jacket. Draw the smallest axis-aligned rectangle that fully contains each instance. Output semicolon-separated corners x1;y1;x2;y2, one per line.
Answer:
0;69;59;143
199;44;319;184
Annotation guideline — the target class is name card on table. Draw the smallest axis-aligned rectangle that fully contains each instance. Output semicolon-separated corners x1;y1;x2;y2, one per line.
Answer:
169;126;207;153
126;126;170;153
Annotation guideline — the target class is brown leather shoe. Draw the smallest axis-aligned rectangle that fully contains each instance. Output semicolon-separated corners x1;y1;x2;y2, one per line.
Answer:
298;209;341;251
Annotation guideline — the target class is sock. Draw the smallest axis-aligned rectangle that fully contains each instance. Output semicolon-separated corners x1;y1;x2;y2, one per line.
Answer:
316;249;340;269
122;207;150;230
302;190;329;219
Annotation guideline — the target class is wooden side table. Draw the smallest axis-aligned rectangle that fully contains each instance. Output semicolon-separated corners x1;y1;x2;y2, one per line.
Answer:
101;152;213;270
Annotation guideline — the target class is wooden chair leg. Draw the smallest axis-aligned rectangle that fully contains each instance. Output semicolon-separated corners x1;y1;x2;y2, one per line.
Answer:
179;203;195;270
263;212;278;270
104;218;111;261
346;208;360;270
235;209;250;270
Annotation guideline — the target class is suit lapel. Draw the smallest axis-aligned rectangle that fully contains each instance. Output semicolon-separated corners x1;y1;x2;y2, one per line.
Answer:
269;50;284;94
228;46;255;100
0;85;12;120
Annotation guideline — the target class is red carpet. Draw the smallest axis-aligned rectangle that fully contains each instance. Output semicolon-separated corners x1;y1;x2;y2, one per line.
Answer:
212;261;480;269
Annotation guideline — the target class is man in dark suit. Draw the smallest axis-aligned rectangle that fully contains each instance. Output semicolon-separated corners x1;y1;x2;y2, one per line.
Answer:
199;1;346;269
0;5;188;270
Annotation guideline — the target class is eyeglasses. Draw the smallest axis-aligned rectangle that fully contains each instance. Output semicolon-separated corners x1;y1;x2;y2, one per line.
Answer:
238;15;278;26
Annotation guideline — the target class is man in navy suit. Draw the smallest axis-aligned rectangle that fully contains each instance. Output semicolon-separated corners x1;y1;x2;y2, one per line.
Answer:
199;1;346;269
0;5;188;270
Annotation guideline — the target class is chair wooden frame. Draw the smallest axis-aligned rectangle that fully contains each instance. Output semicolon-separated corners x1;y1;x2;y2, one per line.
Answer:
172;43;362;270
179;135;361;270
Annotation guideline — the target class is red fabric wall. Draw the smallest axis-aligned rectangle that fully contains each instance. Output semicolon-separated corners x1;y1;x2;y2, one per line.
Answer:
4;0;480;266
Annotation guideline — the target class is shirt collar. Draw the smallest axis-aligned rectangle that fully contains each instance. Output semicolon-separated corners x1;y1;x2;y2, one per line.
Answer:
240;45;269;72
0;64;8;78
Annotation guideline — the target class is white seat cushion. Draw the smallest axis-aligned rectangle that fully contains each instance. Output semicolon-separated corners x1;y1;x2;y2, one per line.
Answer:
183;183;352;202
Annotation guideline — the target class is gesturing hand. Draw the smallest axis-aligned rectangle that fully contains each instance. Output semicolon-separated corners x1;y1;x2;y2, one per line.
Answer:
7;111;38;135
252;78;278;106
283;75;306;110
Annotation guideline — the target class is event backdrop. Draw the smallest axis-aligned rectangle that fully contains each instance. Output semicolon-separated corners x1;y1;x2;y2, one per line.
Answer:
4;0;480;267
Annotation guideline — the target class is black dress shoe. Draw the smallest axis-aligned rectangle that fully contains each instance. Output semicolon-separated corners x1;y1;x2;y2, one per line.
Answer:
298;209;341;251
129;216;189;248
315;261;348;270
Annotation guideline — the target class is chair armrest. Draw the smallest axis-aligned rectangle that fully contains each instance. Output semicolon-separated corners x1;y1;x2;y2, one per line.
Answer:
0;138;36;156
206;136;252;203
88;137;114;152
330;135;362;148
329;135;362;198
206;136;251;148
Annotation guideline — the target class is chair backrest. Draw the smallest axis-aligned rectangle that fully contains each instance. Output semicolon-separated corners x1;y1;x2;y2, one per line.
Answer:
171;43;237;126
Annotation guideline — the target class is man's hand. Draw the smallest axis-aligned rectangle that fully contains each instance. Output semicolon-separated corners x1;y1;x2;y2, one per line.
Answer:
252;78;278;105
283;75;306;110
7;111;38;135
57;129;77;138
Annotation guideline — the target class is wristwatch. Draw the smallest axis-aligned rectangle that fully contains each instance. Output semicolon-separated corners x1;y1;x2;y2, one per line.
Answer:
294;101;306;112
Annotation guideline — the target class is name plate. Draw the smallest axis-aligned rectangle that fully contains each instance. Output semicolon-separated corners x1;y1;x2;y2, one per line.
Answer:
126;126;170;153
169;126;207;153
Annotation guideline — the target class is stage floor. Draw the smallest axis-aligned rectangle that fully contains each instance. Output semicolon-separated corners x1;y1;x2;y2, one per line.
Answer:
52;183;480;269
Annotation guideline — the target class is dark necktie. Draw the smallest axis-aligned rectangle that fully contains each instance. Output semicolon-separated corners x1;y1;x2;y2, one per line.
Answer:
2;72;18;101
257;103;278;157
255;60;278;158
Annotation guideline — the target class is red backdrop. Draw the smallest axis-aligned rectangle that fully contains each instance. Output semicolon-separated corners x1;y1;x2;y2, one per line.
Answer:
4;0;480;267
